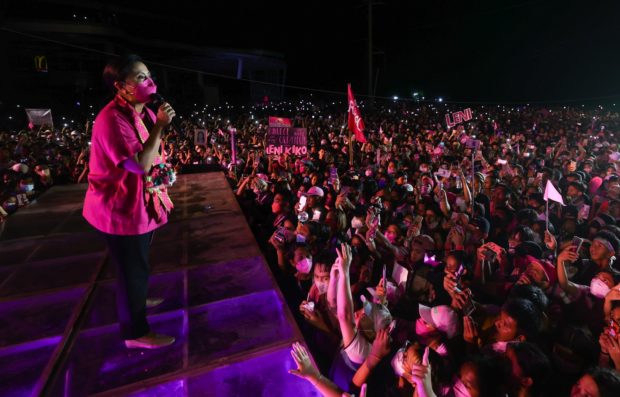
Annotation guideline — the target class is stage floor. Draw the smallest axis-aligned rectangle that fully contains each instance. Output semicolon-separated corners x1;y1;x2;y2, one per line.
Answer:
0;173;318;397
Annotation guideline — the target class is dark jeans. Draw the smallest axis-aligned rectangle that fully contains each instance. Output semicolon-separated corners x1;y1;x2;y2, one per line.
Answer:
101;231;154;340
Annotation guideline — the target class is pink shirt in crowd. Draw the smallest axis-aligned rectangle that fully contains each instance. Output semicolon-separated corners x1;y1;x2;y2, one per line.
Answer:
83;100;167;235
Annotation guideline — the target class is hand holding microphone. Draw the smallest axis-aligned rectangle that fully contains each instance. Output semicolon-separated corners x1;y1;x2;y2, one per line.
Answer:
150;93;179;134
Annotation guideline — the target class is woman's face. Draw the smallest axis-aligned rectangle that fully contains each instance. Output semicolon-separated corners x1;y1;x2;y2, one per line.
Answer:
385;224;400;244
119;62;153;103
313;265;329;284
570;374;599;397
524;261;550;289
271;194;287;215
594;272;615;289
283;219;295;232
590;239;611;262
495;310;519;342
401;344;422;375
445;255;460;273
424;210;439;228
410;243;426;263
459;362;481;397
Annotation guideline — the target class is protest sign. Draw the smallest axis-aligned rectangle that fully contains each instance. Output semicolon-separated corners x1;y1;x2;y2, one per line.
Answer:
194;129;206;146
265;127;307;156
445;108;473;128
25;108;53;128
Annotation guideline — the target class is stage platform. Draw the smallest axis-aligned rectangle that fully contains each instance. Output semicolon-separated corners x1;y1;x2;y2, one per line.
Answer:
0;173;319;397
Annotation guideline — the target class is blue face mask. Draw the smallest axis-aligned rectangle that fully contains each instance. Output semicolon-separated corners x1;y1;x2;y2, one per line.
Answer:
3;201;17;213
21;184;34;192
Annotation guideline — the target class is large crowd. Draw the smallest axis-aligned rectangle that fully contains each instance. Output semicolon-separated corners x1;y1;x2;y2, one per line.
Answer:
2;99;620;396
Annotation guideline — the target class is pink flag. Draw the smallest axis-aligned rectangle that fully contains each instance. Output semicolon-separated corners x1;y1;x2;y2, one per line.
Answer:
544;180;565;205
347;84;367;143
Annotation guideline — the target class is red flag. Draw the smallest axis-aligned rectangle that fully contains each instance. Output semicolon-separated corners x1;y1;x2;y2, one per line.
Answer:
347;84;367;143
268;116;292;127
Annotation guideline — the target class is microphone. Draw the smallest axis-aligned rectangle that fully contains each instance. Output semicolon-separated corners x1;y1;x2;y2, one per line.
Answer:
149;93;182;134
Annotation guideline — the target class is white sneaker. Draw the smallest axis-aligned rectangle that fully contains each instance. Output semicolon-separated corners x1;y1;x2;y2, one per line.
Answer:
125;332;175;349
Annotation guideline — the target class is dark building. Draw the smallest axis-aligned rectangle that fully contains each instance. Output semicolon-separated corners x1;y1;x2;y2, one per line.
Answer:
0;0;287;119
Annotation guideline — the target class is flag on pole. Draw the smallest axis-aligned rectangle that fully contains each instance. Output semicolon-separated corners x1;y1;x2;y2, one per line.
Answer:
268;116;292;127
347;83;367;143
544;180;565;206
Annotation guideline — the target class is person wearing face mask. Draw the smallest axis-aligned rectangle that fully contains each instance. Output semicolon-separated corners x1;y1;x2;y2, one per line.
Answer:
463;298;542;356
557;242;615;311
18;176;36;197
299;253;342;374
83;55;177;349
329;243;392;393
567;230;620;286
1;195;18;216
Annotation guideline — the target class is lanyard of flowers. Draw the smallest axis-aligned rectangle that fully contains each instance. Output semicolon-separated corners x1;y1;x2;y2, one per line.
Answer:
122;96;176;220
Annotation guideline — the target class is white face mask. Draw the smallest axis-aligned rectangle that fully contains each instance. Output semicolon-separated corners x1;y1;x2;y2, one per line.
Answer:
295;257;312;274
315;280;329;295
491;341;509;354
391;348;407;377
351;217;364;229
452;378;473;397
452;378;471;397
590;277;611;299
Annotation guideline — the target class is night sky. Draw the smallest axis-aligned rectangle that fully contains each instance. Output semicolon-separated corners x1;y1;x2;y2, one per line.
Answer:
135;0;620;103
12;0;620;103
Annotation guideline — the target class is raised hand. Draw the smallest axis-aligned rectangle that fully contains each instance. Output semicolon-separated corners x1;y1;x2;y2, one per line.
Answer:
557;246;579;265
544;230;557;251
288;342;320;380
336;243;353;273
410;347;434;397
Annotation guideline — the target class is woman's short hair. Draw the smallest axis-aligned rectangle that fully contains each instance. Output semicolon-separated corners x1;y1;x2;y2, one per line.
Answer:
102;54;144;93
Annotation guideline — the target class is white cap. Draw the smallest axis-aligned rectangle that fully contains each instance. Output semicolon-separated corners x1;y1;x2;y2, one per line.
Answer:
419;304;459;339
11;163;29;174
306;186;324;197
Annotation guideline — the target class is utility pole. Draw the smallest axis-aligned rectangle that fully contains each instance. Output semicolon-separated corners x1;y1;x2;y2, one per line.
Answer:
368;0;373;101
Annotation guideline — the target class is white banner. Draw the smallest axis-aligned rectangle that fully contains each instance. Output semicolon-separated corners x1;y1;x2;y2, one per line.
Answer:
25;108;53;128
